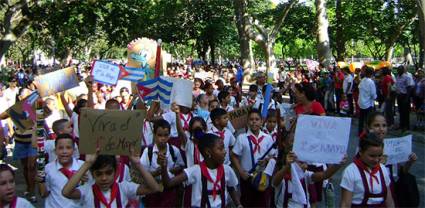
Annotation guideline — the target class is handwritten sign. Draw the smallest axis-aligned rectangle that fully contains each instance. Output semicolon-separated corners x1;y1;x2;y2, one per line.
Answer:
92;61;122;86
79;109;145;156
384;135;412;165
293;115;351;164
228;106;252;129
35;67;79;97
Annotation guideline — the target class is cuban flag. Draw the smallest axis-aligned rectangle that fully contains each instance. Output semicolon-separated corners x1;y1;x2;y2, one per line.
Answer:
137;76;173;104
121;66;151;82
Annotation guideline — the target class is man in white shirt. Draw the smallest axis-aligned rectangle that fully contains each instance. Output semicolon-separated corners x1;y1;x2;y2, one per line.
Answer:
358;67;377;134
343;68;354;115
4;78;19;108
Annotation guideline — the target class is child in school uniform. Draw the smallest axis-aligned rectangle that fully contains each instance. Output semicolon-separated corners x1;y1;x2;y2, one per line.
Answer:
240;84;260;107
37;134;91;208
44;119;80;163
62;152;161;208
340;134;395;207
217;91;234;112
162;105;193;148
263;109;279;142
0;164;34;208
139;119;185;207
208;108;236;166
231;109;277;207
160;133;242;208
114;156;131;183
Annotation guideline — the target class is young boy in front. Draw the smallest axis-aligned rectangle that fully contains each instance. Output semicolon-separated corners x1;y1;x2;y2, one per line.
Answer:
62;149;161;207
208;108;236;166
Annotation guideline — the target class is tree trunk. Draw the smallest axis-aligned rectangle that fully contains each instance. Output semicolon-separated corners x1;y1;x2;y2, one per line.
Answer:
404;47;414;65
0;39;15;66
234;0;251;69
265;41;276;71
385;47;394;61
335;0;346;61
315;0;334;67
418;0;425;68
249;40;255;70
210;42;216;65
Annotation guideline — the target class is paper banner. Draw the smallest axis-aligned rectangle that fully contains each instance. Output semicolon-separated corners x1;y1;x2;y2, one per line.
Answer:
293;115;351;164
79;109;145;156
228;106;253;130
384;135;412;165
34;67;79;97
91;61;125;86
168;77;193;108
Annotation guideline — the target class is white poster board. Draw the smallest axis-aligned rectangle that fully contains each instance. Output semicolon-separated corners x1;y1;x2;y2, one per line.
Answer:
384;135;412;165
91;61;121;86
165;77;193;108
293;115;351;164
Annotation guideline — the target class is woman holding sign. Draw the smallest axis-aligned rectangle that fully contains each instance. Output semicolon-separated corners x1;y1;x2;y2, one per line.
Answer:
340;134;395;208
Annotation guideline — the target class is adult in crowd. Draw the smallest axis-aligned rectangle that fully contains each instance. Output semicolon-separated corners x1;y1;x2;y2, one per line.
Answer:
380;67;395;128
395;65;412;132
358;67;377;135
343;67;354;115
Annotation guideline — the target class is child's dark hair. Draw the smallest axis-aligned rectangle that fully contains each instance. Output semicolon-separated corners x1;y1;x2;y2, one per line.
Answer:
153;119;171;134
209;99;219;107
294;83;316;101
359;133;384;152
189;116;207;132
366;112;385;129
249;84;258;92
249;108;262;118
55;134;74;147
266;109;277;119
73;99;88;115
217;91;229;103
210;108;227;124
0;164;15;178
198;133;221;158
90;155;117;173
52;119;69;134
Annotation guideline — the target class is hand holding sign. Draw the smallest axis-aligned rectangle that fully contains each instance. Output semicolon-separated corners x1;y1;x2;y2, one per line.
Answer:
79;109;145;156
293;115;351;164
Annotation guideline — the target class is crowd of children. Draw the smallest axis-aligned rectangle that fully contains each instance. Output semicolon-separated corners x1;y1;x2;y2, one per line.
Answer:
0;63;421;208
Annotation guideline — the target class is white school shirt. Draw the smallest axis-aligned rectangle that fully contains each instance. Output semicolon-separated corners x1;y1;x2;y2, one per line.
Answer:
184;164;239;208
358;77;377;109
4;87;18;107
274;165;314;208
142;121;154;147
181;132;204;167
44;140;80;163
77;181;139;208
340;163;391;205
3;197;34;208
162;111;192;138
343;74;354;94
240;96;261;107
208;125;236;165
45;159;91;208
232;129;276;172
206;118;236;135
140;143;185;180
220;105;234;112
116;164;132;183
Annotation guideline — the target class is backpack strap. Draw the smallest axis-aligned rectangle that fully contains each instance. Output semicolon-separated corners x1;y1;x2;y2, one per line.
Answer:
200;168;227;208
168;144;177;163
247;136;256;173
148;146;153;166
220;170;226;208
247;135;277;173
201;174;211;208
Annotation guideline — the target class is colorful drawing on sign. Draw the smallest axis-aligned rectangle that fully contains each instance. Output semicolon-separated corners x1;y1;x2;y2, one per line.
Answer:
79;109;145;156
35;67;79;97
293;115;351;164
137;76;173;104
91;61;126;86
384;135;412;165
126;38;162;80
6;92;39;130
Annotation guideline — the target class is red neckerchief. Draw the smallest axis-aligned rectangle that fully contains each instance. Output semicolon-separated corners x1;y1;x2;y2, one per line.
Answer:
114;161;125;182
263;128;277;141
200;161;224;200
354;157;380;192
59;167;76;179
248;134;265;154
1;196;17;208
92;183;120;208
214;127;225;139
180;113;192;131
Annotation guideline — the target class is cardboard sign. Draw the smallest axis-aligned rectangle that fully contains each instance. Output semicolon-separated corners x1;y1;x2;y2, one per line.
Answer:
79;109;145;156
92;61;122;86
35;67;79;97
6;92;39;130
169;78;193;108
293;115;351;164
384;135;412;165
228;106;252;129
